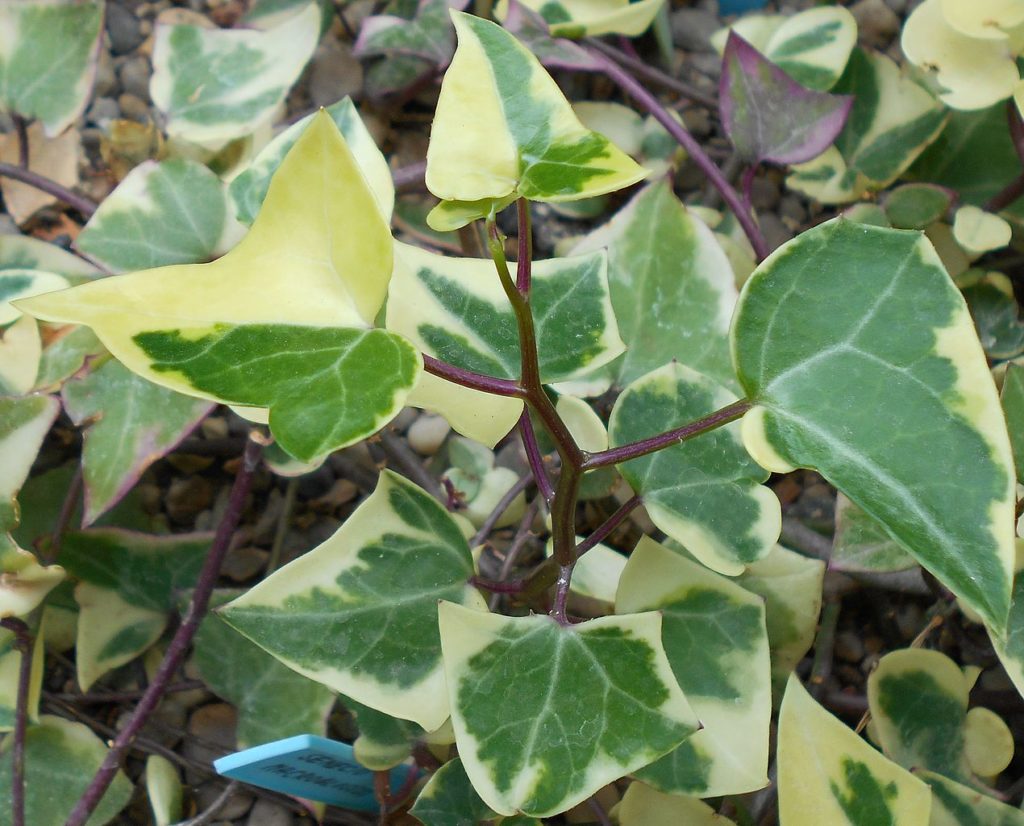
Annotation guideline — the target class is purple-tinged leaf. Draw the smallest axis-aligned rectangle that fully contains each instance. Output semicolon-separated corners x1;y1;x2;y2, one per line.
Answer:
502;0;601;72
720;32;852;166
354;0;470;65
62;360;213;526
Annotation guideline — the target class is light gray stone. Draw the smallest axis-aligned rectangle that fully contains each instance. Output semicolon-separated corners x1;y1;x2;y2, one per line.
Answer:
118;55;152;101
247;799;295;826
106;2;144;55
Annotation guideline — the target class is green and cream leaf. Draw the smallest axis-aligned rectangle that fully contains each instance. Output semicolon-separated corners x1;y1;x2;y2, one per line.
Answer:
778;675;932;825
192;592;335;749
75;158;241;273
617;538;771;797
438;601;698;817
146;755;183;826
0;535;64;620
150;2;321;145
20;113;421;463
0;394;60;532
63;360;213;525
0;620;43;732
732;219;1016;630
609;363;780;575
410;757;497;826
230;96;393;225
426;11;647;228
618;781;736;826
832;494;917;573
221;471;484;730
923;770;1024;826
570;181;737;388
495;0;666;38
0;0;104;135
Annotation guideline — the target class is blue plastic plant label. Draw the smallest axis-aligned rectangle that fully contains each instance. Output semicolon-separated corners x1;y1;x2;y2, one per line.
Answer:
213;734;414;811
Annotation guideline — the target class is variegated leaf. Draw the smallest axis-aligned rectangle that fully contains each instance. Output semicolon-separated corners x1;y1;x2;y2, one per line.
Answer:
778;675;932;825
150;2;321;145
0;393;59;532
495;0;666;38
832;494;916;573
1002;364;1024;484
426;11;647;229
0;535;63;619
617;537;770;797
20;113;420;463
0;314;42;396
0;620;43;732
735;544;825;691
192;591;335;749
499;0;602;72
0;716;133;825
923;770;1024;826
902;0;1019;112
342;696;425;771
230;96;393;225
0;270;70;326
438;600;698;817
410;757;496;826
386;240;620;445
221;471;484;731
954;206;1012;257
63;360;213;525
75;158;241;273
74;581;166;691
618;781;736;826
570;181;737;389
720;32;852;166
713;6;857;91
867;649;976;784
609;363;780;575
733;219;1015;630
0;0;104;135
0;235;100;279
354;0;468;64
146;755;183;826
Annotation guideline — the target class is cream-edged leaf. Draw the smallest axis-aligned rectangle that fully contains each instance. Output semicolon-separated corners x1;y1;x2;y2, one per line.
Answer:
953;206;1013;257
150;2;321;145
410;757;497;826
866;649;975;783
0;315;43;396
0;235;100;279
74;581;166;692
786;145;863;205
439;601;698;817
1002;363;1024;484
0;0;104;135
0;534;63;620
63;360;213;525
618;782;735;826
426;11;647;225
230;97;394;225
20;112;419;463
75;158;240;273
923;770;1024;826
735;544;825;691
570;181;737;389
192;591;335;749
354;0;468;64
963;706;1014;777
0;270;70;326
618;537;771;797
146;755;183;826
342;696;425;771
732;219;1016;630
495;0;666;38
830;49;947;192
0;715;133;825
406;371;523;448
0;393;59;532
902;0;1020;111
609;363;780;575
779;675;932;825
221;471;484;731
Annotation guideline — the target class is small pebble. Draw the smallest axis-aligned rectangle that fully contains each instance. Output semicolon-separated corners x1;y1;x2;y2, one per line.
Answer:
750;176;780;211
117;92;151;122
308;37;363;108
118;55;152;101
86;96;119;125
93;50;117;97
106;1;145;55
165;475;214;524
194;783;254;821
850;0;900;48
247;799;294;826
407;414;451;455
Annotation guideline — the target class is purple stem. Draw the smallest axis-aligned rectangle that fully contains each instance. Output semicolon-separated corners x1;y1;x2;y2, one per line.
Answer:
13;115;29;169
469;575;526;594
392;160;427;192
516;199;532;294
64;435;264;826
1;618;31;826
0;162;96;218
1008;99;1024;165
422;354;522;397
469;470;536;548
741;163;758;218
574;495;641;557
587;38;718;109
590;50;770;261
45;466;82;564
584;399;752;469
518;410;555;505
550;561;576;625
